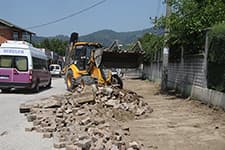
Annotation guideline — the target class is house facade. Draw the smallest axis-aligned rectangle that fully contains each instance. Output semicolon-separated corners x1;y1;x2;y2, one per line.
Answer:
0;18;34;44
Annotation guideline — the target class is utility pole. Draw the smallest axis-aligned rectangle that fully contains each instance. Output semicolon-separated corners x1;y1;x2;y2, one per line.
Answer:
203;28;210;88
161;0;171;91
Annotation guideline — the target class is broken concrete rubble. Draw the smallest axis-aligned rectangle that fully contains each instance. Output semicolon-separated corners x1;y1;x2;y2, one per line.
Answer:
20;86;152;149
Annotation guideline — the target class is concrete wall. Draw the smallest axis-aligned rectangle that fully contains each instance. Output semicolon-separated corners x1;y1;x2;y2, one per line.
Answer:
121;68;143;79
143;62;162;82
137;50;225;109
165;52;225;109
191;86;225;110
167;54;207;96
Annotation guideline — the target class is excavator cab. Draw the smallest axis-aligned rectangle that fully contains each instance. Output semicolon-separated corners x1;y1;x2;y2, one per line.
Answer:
73;45;87;71
73;43;92;71
72;42;103;72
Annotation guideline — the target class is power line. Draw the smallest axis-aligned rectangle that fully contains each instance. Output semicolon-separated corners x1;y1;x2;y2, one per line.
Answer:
27;0;107;29
156;0;162;17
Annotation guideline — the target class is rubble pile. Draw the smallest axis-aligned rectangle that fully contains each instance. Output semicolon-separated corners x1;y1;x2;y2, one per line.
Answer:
20;86;153;150
95;86;153;119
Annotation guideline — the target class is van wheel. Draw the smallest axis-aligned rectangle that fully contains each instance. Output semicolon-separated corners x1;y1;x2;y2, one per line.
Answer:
47;78;52;88
1;88;11;93
66;70;76;91
33;81;40;93
111;75;123;89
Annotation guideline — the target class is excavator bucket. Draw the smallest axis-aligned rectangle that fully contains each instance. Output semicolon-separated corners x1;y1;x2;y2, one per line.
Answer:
94;41;145;69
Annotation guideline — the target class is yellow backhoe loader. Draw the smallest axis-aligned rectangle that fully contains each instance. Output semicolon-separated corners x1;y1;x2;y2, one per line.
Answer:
64;32;144;97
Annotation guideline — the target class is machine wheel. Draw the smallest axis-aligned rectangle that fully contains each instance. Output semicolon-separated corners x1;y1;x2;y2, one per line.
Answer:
66;70;76;91
111;75;123;89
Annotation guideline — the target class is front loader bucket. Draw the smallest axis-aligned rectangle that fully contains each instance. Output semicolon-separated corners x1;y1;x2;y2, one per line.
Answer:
101;50;144;68
94;41;145;69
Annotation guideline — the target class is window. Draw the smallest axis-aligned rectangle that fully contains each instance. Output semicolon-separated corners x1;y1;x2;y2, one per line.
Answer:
74;45;86;60
15;56;28;71
0;56;13;68
0;56;28;71
13;32;19;40
50;65;54;71
86;46;91;58
22;32;30;42
32;57;47;70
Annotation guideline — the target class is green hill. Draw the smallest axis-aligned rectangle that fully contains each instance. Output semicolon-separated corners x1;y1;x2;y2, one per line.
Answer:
33;28;163;46
79;28;163;46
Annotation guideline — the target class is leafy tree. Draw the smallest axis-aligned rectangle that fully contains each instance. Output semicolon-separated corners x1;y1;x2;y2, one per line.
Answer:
34;38;68;56
157;0;225;53
139;33;164;64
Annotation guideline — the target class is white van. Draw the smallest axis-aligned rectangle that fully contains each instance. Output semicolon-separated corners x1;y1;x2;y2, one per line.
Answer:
49;64;62;77
0;40;51;93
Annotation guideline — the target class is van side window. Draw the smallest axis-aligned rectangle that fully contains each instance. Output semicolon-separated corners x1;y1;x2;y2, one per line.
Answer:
32;57;40;69
15;56;28;71
32;57;48;70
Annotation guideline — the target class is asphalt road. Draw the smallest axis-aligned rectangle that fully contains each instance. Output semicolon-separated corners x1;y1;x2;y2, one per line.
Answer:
0;77;66;150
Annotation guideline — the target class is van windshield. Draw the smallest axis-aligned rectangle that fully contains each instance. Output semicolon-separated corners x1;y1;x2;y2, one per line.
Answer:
0;55;28;71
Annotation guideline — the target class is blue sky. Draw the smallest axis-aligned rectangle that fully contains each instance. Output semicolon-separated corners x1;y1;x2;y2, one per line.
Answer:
0;0;165;36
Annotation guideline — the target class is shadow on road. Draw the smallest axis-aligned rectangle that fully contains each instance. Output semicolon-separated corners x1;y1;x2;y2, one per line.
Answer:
0;86;52;95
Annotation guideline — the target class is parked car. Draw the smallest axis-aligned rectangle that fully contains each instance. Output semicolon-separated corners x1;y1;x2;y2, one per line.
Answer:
49;64;62;77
